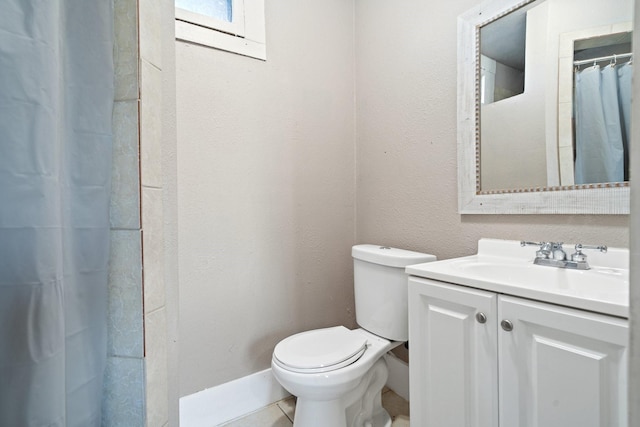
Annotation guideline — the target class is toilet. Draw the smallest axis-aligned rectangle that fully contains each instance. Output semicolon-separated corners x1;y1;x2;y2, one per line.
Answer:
271;245;436;427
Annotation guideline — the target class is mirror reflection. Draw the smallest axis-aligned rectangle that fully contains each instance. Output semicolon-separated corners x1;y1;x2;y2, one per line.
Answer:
480;6;527;104
478;0;633;192
572;32;631;184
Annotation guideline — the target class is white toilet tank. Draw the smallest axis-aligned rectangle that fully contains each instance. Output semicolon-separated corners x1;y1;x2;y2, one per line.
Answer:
352;245;436;341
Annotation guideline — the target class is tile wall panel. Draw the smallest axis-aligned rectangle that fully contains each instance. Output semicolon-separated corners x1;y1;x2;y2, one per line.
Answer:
114;0;139;101
103;356;146;426
107;0;148;426
142;187;166;313
138;0;170;424
145;307;169;427
111;100;141;230
140;60;163;189
107;230;144;358
139;0;163;69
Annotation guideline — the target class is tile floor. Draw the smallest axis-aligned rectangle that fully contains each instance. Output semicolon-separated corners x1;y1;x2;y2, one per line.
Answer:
219;387;410;426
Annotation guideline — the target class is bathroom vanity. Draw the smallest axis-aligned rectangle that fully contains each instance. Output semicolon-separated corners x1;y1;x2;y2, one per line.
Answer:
406;239;629;427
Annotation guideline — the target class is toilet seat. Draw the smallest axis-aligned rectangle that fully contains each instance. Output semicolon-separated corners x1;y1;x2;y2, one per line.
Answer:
273;326;368;373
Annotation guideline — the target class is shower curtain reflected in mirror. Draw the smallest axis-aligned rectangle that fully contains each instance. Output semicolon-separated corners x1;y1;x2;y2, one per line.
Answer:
574;61;632;185
0;1;114;426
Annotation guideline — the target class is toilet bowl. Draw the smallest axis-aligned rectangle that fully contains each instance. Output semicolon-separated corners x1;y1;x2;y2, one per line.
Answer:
271;327;396;427
271;245;436;427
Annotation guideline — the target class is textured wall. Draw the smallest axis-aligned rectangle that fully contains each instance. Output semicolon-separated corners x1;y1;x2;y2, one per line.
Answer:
176;0;357;396
354;0;629;260
176;0;631;400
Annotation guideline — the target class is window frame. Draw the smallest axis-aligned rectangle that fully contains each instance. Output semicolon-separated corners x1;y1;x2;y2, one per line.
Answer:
175;0;266;60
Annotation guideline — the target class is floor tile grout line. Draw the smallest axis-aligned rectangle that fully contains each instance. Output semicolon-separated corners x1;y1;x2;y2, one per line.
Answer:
276;398;295;423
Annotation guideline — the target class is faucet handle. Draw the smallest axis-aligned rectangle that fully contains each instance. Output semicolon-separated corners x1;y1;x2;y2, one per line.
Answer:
571;244;607;263
520;241;553;259
575;244;607;253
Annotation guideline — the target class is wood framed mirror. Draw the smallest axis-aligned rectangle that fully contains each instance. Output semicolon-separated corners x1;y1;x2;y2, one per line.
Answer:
458;0;631;214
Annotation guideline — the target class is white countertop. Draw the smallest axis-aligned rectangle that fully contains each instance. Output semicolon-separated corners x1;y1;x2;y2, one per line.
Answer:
405;239;629;318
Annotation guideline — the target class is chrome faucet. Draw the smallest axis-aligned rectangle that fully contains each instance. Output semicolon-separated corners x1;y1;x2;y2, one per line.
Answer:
520;241;607;270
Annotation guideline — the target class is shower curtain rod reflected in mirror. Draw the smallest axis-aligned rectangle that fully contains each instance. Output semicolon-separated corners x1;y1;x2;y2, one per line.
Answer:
574;52;632;66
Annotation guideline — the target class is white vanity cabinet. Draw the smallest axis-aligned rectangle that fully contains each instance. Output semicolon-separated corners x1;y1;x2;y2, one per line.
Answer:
408;277;629;427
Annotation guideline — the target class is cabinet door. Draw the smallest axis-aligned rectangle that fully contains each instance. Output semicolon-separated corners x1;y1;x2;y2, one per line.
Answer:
498;295;628;427
408;278;499;427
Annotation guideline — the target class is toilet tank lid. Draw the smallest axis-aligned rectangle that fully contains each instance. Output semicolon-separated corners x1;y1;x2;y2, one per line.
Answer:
352;244;436;268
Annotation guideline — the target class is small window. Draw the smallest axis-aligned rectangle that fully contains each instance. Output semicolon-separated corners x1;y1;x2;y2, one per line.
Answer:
175;0;266;60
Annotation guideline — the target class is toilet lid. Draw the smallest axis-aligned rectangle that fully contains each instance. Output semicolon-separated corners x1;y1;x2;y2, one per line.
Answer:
273;326;368;373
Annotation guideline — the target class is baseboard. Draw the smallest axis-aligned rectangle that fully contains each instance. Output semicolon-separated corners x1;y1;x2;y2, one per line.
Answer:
384;352;410;401
179;368;291;426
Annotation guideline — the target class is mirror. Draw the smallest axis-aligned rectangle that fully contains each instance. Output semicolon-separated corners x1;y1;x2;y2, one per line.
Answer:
457;0;631;214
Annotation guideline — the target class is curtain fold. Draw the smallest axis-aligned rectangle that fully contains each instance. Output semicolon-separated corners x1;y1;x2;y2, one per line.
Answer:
574;62;631;184
0;1;114;426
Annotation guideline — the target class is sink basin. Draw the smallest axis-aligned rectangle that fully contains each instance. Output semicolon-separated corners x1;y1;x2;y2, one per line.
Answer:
406;239;629;318
452;258;627;293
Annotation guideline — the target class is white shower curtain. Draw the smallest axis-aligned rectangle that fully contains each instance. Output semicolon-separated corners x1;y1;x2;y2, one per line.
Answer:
0;1;114;426
574;62;632;184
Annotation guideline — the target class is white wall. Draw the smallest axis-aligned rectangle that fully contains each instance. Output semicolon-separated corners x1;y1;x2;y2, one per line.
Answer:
176;0;357;397
176;0;631;401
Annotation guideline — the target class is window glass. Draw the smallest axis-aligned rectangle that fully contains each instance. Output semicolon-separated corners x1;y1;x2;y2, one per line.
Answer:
175;0;232;22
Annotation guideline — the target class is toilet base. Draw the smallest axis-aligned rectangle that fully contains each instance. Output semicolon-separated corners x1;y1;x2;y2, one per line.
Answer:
292;358;390;427
294;395;391;427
